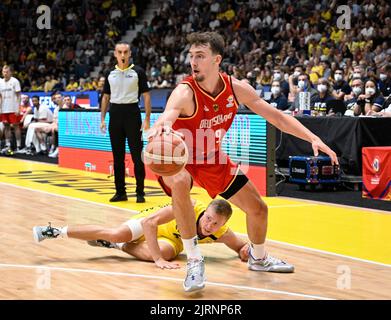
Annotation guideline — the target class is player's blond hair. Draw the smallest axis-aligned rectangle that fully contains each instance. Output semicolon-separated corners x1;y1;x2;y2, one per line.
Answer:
207;199;232;220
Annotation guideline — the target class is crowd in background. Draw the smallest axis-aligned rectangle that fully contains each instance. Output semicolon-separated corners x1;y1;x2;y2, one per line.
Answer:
1;0;391;159
0;0;144;92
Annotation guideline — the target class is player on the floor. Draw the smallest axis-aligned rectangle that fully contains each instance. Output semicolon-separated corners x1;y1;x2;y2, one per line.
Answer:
33;199;250;271
148;32;338;292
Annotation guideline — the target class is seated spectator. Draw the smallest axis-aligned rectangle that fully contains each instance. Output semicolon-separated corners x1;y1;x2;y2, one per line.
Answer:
266;80;289;111
291;73;318;111
20;95;53;155
272;67;289;97
66;77;79;91
313;78;334;116
63;95;82;109
378;64;391;97
288;65;305;100
332;68;351;100
19;94;33;129
44;75;58;93
344;78;364;116
39;92;63;158
354;79;385;116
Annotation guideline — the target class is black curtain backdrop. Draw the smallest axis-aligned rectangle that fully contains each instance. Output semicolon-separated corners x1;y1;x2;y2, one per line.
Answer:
276;116;391;176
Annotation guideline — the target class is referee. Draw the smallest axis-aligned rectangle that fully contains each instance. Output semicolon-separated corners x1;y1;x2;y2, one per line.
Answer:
100;41;151;203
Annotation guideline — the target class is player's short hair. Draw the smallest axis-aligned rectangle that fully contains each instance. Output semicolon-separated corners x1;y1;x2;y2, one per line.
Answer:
187;32;225;56
207;199;232;220
31;95;39;101
2;65;12;71
115;41;130;50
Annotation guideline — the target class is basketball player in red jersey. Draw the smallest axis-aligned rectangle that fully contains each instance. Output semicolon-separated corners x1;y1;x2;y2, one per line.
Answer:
149;32;338;292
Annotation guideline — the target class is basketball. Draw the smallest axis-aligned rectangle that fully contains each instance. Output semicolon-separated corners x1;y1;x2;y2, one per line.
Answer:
144;132;188;176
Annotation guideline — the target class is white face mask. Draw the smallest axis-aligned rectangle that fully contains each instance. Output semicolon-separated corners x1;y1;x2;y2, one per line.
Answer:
273;72;282;81
365;87;375;96
379;73;387;81
271;86;281;95
353;72;361;79
334;74;343;81
298;80;306;89
293;71;301;77
317;84;327;93
284;73;289;82
352;87;362;95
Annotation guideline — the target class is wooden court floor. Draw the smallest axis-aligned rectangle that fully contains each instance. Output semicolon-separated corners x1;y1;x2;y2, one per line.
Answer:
0;157;390;300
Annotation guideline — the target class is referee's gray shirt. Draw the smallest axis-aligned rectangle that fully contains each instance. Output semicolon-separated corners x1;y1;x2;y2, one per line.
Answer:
103;64;150;104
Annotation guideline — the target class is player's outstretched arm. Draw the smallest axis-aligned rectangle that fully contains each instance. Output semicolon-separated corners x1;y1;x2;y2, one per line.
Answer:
216;228;250;262
141;205;180;269
232;78;338;165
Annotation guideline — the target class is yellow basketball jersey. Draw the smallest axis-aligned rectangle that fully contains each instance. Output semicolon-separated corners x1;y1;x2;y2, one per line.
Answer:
130;201;229;254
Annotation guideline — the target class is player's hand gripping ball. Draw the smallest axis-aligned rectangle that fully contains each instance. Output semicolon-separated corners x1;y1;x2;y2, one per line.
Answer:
144;131;188;176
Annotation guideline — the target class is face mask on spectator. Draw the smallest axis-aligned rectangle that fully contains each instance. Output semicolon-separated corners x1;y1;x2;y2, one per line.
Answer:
293;71;301;78
298;80;307;89
334;74;343;81
273;72;282;81
271;86;281;95
284;73;289;82
353;72;361;79
352;87;362;95
317;84;327;93
379;73;387;81
365;87;375;96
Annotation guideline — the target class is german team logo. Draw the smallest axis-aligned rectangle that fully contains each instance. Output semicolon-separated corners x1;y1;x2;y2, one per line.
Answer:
213;104;219;112
372;157;380;173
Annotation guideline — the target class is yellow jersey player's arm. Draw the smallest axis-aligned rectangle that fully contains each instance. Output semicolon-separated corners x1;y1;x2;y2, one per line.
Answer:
141;199;196;264
216;228;250;262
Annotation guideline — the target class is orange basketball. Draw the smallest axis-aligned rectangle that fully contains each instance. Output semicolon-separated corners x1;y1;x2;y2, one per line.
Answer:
144;132;188;176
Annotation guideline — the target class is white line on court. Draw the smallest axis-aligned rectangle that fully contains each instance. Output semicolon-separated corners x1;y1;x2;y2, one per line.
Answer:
0;263;334;300
236;233;391;268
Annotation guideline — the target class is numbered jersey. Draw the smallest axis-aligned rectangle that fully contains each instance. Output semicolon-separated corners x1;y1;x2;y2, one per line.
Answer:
172;73;239;162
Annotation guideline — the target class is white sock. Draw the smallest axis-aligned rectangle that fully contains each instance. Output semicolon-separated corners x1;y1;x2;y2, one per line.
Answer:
116;242;125;250
250;243;266;260
183;236;202;260
60;226;68;238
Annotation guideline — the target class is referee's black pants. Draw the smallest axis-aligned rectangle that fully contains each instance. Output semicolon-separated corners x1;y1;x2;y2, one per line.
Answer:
109;103;145;196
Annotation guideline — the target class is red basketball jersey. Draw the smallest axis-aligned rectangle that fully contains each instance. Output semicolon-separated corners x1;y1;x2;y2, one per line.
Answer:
172;73;239;163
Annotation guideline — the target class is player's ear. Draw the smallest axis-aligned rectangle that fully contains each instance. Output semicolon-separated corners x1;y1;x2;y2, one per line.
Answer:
214;54;222;65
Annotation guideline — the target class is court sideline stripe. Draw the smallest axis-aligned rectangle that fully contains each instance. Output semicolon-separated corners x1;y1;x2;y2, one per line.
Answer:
0;181;139;214
236;233;391;268
0;263;334;300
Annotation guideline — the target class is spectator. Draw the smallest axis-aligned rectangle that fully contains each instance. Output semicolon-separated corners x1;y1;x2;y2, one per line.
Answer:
378;64;391;97
266;80;289;111
0;65;22;152
354;78;385;116
332;68;352;100
63;95;82;109
291;73;318;111
66;77;79;91
313;78;335;116
21;95;53;155
345;78;364;115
